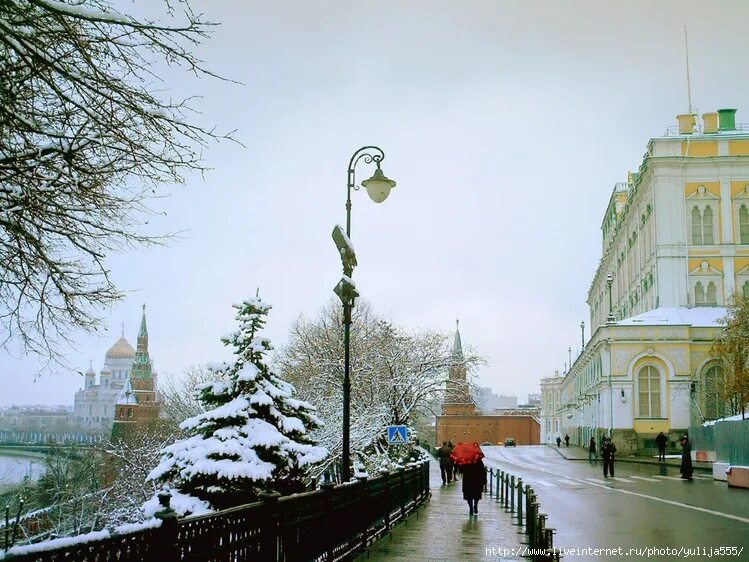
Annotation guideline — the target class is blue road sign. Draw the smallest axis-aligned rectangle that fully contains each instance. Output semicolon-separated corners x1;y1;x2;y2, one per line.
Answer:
387;425;408;444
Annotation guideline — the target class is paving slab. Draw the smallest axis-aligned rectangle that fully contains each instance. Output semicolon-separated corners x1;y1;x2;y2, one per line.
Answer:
358;460;525;562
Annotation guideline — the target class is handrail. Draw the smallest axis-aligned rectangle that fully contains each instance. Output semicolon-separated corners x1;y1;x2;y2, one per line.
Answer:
2;461;431;562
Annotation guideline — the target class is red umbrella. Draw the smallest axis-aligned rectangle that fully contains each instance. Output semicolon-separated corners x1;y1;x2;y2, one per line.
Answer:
449;442;484;466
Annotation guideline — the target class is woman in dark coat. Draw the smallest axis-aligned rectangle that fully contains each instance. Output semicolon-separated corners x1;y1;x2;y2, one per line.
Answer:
462;460;487;515
680;435;693;480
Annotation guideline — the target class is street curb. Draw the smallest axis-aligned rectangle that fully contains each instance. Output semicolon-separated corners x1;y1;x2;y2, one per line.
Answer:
544;445;712;473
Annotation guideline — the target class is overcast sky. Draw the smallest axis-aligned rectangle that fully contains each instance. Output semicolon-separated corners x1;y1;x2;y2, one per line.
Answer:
2;0;749;407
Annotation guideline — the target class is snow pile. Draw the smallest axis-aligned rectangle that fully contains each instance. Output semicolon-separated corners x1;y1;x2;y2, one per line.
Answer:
146;296;327;511
0;519;162;560
616;307;727;327
702;412;748;426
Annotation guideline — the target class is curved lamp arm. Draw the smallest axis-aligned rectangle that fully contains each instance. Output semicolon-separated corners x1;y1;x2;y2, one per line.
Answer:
345;146;386;236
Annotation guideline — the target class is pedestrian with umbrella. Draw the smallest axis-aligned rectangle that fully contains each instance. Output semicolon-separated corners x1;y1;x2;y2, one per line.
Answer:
451;442;487;516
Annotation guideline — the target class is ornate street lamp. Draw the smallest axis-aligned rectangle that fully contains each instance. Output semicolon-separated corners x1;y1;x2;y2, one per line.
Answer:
333;146;395;482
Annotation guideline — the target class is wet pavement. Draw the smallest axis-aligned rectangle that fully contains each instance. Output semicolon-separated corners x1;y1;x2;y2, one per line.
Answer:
359;458;526;561
482;445;749;562
549;444;713;472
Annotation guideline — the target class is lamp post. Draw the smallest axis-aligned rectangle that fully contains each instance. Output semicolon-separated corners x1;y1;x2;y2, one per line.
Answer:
606;273;615;323
568;347;572;369
333;146;396;483
580;321;585;350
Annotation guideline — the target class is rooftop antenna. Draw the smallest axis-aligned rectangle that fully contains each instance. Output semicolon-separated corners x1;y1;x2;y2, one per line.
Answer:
684;24;693;114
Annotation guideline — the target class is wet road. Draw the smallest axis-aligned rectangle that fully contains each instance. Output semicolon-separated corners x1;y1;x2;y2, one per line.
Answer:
482;446;749;562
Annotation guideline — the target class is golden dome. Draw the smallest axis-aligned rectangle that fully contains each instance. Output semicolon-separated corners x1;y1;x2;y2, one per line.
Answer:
106;336;135;360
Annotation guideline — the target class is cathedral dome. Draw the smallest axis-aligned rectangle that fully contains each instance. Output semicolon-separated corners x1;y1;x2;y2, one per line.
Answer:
106;336;136;360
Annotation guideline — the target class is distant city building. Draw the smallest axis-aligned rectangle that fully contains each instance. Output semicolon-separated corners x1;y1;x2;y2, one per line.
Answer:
73;306;158;432
0;405;74;433
554;110;749;453
540;373;563;444
472;387;518;413
437;322;539;445
526;393;541;407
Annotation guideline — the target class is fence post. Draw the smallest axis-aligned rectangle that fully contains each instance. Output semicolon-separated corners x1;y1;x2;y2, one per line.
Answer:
398;467;406;520
499;471;504;503
495;470;500;503
378;470;392;532
528;502;537;548
509;475;515;512
545;528;556;561
259;491;281;562
489;467;493;496
153;490;179;561
524;485;532;531
516;478;523;524
537;513;547;554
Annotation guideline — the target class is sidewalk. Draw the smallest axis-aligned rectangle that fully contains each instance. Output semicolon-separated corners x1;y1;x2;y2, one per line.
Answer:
547;444;713;472
358;460;524;561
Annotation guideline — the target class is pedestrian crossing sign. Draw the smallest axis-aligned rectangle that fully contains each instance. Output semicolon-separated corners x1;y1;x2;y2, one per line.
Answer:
387;425;408;444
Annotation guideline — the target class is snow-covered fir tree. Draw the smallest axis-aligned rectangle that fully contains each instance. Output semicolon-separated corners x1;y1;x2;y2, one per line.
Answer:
146;297;327;513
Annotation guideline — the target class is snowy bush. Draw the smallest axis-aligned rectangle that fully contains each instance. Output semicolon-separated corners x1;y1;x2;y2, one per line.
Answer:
146;297;327;511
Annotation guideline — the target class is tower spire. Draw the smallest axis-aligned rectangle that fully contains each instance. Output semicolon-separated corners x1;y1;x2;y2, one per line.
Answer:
130;303;152;380
451;318;464;363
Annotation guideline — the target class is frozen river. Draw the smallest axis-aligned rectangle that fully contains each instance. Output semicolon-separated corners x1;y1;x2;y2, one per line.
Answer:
0;453;45;488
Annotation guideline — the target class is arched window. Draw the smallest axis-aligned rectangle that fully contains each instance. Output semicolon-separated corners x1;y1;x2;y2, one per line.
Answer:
691;207;702;244
702;206;714;244
706;282;717;305
638;365;661;418
702;364;725;421
741;205;749;244
695;282;706;306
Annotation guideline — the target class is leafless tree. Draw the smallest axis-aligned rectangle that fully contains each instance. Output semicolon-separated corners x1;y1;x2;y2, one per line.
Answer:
275;299;485;475
158;364;222;428
0;0;235;363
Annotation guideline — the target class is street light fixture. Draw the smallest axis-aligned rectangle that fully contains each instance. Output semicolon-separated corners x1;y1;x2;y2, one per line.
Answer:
580;321;585;350
333;146;395;483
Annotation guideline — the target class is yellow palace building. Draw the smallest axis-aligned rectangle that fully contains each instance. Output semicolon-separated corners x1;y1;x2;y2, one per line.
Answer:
553;109;749;454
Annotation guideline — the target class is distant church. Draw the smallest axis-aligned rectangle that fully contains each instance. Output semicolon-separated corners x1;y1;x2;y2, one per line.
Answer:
436;321;540;446
73;305;159;433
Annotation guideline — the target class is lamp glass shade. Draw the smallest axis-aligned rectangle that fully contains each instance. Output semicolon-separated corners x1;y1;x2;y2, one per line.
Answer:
361;168;396;203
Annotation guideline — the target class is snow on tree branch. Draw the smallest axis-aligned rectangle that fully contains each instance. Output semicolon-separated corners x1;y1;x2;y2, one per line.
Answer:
0;0;237;363
146;296;327;512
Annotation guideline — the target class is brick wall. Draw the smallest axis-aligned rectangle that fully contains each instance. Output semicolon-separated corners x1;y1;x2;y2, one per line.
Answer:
436;415;540;446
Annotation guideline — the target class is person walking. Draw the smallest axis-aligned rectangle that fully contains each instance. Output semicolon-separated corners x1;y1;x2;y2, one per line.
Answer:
564;434;570;447
656;431;668;462
462;458;487;516
588;436;597;465
556;436;562;448
437;441;453;485
448;440;458;481
680;435;693;481
602;437;617;477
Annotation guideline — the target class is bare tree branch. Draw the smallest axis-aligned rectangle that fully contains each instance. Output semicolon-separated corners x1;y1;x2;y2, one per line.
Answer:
0;0;238;364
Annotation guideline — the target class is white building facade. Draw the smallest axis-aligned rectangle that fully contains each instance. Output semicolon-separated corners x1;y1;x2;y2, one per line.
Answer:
548;109;749;453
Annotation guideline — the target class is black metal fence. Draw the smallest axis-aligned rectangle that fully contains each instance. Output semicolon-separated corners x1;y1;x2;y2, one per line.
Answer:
2;461;430;562
485;466;561;562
